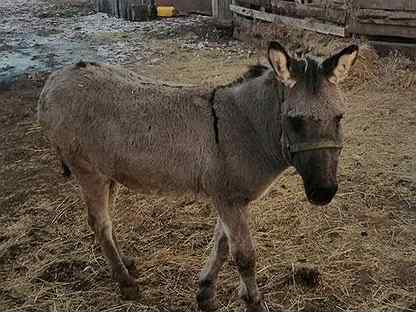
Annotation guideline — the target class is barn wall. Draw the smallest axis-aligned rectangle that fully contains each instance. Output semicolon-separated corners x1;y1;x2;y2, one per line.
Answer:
156;0;174;5
156;0;211;15
232;0;416;39
357;0;416;11
97;0;157;21
350;0;416;38
270;0;346;25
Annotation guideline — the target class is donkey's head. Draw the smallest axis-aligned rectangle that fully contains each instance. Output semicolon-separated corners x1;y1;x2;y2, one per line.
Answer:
268;42;358;206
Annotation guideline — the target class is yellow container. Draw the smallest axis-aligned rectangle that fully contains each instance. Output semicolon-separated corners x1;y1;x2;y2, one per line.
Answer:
157;6;176;17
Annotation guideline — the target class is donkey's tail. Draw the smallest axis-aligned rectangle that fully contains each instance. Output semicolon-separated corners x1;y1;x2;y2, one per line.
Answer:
61;160;72;178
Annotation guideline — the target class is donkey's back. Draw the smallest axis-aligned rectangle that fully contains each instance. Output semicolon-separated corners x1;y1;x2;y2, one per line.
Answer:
38;62;217;195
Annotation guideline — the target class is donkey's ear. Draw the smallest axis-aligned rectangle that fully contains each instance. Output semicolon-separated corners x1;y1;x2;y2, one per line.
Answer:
268;41;296;88
322;45;359;84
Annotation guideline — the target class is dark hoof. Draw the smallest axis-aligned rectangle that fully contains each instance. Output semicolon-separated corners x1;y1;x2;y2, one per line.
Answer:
196;287;218;311
245;301;267;312
240;289;266;312
197;299;218;311
122;256;139;277
120;281;140;301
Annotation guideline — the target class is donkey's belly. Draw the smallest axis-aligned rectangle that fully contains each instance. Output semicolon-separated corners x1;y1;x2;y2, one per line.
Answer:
102;148;207;196
111;169;199;196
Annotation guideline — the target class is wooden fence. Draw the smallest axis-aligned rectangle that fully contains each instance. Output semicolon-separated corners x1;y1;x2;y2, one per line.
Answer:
227;0;416;39
97;0;156;21
349;0;416;38
98;0;211;19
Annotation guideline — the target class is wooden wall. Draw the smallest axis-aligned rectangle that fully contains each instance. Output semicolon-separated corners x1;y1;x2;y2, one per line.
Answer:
98;0;212;18
349;0;416;38
270;0;346;25
357;0;416;11
230;0;346;37
97;0;157;21
212;0;233;24
231;0;416;39
174;0;211;15
156;0;212;14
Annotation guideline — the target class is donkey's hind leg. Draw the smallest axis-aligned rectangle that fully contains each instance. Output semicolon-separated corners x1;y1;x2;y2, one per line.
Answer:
107;181;139;278
197;218;229;311
75;167;139;299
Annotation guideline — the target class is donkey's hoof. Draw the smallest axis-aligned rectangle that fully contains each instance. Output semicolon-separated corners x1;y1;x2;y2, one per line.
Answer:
240;291;267;312
196;288;218;311
120;282;140;301
245;301;267;312
197;299;218;312
122;256;139;277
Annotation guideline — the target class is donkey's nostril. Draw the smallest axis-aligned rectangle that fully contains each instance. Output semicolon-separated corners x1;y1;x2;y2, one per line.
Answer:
309;185;338;206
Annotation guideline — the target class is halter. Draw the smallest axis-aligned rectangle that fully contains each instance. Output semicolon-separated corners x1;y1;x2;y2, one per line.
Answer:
289;141;343;154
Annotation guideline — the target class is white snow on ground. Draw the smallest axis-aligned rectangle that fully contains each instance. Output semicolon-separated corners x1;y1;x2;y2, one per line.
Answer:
0;0;238;83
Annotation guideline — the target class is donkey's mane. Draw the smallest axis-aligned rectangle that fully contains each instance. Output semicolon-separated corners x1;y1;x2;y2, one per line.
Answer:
241;64;270;81
222;64;269;89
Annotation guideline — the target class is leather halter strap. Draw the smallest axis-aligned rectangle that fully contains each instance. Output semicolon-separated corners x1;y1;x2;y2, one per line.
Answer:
289;141;343;154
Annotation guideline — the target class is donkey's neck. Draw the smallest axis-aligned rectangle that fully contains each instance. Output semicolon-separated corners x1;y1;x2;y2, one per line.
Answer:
230;70;288;165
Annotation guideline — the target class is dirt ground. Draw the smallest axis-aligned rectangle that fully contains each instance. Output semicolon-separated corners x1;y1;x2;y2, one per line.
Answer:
1;1;416;312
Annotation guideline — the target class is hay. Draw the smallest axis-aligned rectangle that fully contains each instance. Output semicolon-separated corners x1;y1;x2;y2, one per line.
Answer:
376;52;416;91
341;45;380;91
1;31;416;312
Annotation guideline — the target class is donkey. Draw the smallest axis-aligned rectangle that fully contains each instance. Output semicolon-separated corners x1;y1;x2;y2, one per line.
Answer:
38;42;358;311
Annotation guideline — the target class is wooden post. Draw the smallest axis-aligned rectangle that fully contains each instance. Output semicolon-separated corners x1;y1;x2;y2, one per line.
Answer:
97;0;157;21
212;0;233;26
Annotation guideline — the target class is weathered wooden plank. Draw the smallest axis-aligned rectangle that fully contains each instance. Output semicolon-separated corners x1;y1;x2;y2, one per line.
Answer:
286;0;345;6
299;0;346;10
97;0;112;13
348;22;416;38
173;0;212;15
98;0;117;16
235;0;271;9
359;18;416;27
270;0;346;25
212;0;233;22
357;8;416;26
96;0;156;21
212;0;218;18
230;4;346;36
310;0;345;5
357;0;416;11
358;9;416;20
120;0;128;18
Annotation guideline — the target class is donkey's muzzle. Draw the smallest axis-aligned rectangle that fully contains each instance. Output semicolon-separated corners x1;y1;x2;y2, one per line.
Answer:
307;184;338;206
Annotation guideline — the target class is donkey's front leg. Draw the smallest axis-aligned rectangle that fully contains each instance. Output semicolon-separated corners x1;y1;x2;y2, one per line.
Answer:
216;201;266;312
197;218;229;311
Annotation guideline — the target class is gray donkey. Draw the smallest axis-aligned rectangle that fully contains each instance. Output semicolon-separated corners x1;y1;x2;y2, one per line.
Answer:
38;41;358;311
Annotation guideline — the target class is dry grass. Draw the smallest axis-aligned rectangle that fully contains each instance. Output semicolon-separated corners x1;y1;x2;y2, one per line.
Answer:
1;27;416;312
